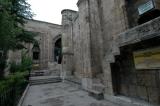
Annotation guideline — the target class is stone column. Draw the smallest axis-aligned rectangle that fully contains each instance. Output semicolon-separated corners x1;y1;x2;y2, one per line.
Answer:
100;0;128;97
77;0;93;90
61;9;77;80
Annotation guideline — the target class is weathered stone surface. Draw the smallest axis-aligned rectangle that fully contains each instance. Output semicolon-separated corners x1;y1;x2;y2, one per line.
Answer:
24;20;62;69
9;0;160;105
22;82;119;106
148;88;160;104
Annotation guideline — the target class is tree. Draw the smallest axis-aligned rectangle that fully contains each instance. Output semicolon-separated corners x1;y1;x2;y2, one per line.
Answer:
0;0;36;77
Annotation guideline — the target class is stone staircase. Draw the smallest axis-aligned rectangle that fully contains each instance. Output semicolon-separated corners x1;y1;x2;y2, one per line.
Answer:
30;70;45;76
29;62;62;85
29;76;62;85
30;62;62;77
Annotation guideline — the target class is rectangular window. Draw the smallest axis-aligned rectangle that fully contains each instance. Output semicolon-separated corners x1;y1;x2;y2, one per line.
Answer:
33;52;39;60
138;0;154;15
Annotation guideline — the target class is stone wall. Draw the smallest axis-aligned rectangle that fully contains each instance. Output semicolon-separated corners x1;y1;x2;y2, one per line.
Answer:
72;15;83;82
111;9;160;106
63;0;160;105
24;20;62;69
8;0;160;105
8;20;62;72
126;0;160;27
112;38;160;104
99;0;128;96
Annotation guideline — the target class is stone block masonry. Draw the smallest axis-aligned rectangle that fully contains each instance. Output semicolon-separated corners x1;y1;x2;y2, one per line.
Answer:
9;0;160;105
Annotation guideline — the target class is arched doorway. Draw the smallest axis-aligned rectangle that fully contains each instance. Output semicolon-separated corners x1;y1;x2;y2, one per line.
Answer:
54;38;62;64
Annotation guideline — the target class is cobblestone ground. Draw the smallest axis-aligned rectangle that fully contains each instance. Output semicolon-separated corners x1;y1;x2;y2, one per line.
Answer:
22;82;119;106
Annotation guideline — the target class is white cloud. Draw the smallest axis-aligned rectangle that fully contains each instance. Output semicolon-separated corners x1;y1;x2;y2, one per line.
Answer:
27;0;78;25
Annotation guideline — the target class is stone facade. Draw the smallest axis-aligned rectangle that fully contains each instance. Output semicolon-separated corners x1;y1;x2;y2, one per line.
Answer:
9;0;160;105
9;20;62;76
24;20;62;69
61;0;160;105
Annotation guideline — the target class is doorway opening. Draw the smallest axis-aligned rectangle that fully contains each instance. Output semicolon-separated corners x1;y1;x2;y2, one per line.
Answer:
54;38;62;64
32;44;40;62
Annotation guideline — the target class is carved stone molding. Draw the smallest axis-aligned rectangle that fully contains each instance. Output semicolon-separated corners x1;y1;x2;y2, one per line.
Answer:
117;16;160;47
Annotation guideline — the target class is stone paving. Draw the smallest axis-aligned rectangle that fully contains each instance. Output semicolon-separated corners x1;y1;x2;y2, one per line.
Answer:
22;82;119;106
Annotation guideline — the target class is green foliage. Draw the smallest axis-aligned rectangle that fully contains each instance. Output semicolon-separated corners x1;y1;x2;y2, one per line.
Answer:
0;0;36;75
0;71;28;106
0;58;6;73
0;54;6;78
10;54;32;73
0;6;21;50
0;0;35;50
22;54;32;71
10;62;21;73
0;71;28;94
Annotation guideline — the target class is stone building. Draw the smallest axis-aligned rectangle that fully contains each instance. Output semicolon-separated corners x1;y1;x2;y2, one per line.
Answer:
9;0;160;105
60;0;160;105
9;20;63;76
24;20;62;69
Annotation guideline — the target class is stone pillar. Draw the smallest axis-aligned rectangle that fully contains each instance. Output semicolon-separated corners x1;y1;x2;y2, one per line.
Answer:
77;0;93;90
88;0;104;79
100;0;129;97
61;9;78;80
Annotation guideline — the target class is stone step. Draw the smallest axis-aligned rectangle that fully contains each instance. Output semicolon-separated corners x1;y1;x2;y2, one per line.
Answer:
30;78;61;82
30;69;61;77
29;77;62;85
88;89;104;100
30;79;62;85
30;71;44;76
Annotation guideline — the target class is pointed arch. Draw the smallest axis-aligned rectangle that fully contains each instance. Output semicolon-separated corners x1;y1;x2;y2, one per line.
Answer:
52;34;62;64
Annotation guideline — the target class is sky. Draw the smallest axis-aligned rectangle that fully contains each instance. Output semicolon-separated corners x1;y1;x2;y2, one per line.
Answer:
27;0;78;25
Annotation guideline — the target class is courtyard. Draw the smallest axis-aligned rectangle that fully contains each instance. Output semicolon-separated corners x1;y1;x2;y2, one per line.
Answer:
22;82;119;106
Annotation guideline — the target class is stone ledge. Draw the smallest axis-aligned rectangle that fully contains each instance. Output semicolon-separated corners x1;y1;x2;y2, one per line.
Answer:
17;84;30;106
88;89;104;100
116;16;160;47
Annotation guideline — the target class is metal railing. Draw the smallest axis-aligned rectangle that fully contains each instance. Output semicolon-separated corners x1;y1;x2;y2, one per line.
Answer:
0;84;27;106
